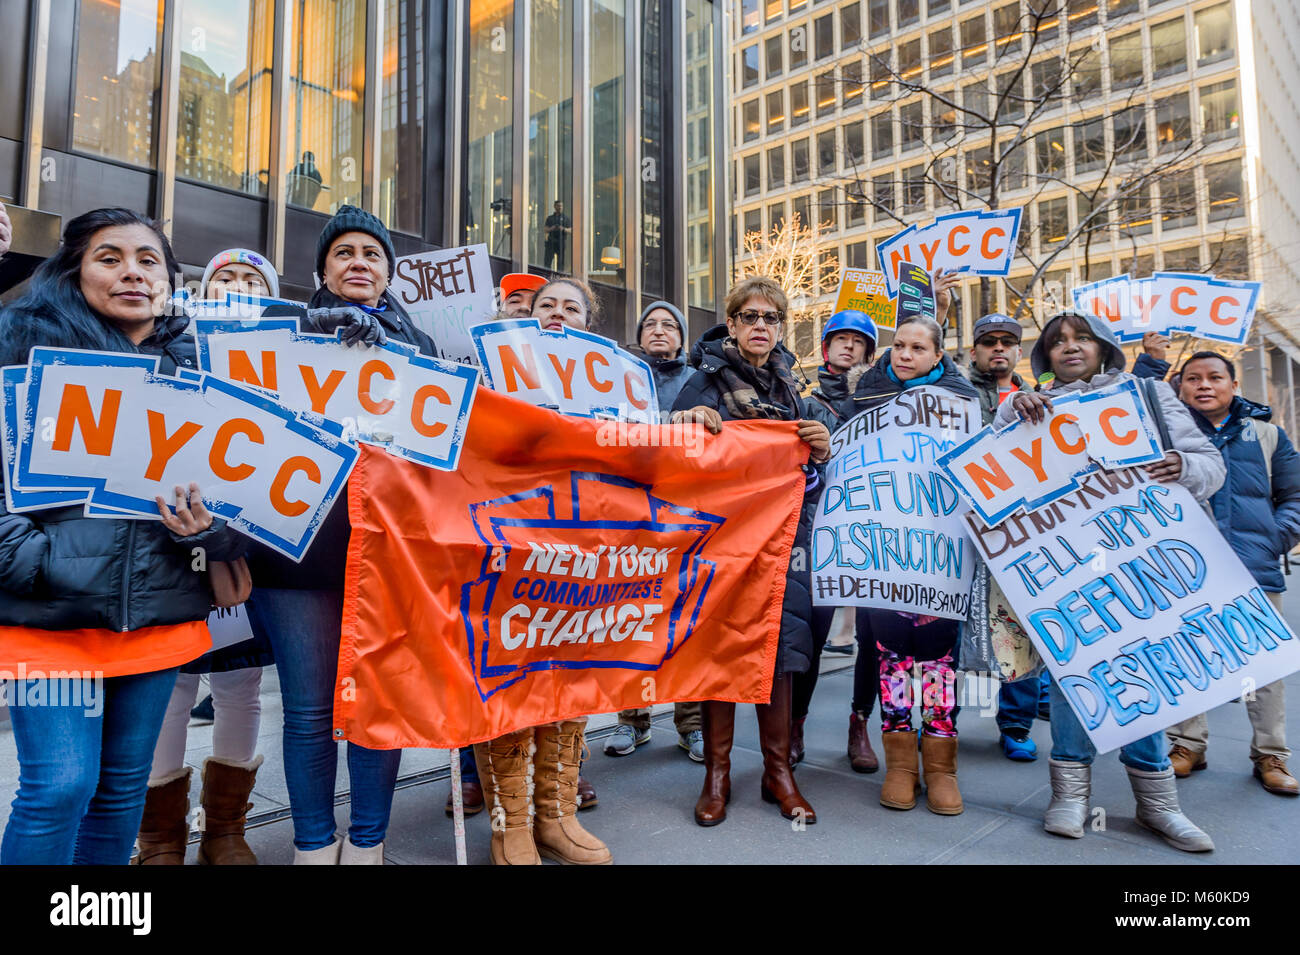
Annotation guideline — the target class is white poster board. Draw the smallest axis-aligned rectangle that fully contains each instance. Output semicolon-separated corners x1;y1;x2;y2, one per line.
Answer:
389;244;496;365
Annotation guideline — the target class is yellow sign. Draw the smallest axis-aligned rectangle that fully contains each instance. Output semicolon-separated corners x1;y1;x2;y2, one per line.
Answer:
833;268;896;329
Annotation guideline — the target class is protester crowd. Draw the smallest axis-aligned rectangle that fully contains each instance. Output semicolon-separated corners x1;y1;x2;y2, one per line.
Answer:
0;201;1296;867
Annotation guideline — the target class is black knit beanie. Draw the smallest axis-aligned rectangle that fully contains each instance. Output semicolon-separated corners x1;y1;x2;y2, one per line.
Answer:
315;205;396;280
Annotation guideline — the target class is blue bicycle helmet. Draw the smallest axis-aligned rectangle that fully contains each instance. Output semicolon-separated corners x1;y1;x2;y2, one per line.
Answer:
822;309;879;362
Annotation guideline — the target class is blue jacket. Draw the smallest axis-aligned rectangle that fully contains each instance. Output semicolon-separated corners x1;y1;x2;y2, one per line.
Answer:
1189;396;1300;592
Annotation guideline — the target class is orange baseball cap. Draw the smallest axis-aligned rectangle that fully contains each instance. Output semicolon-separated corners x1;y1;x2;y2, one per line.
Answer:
500;272;548;298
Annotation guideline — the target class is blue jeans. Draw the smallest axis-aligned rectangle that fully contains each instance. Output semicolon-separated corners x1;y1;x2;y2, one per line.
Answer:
1046;677;1169;773
2;668;178;865
247;588;402;850
996;670;1050;733
459;746;478;785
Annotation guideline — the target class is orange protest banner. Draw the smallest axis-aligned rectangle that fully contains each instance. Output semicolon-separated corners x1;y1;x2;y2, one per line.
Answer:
334;387;809;749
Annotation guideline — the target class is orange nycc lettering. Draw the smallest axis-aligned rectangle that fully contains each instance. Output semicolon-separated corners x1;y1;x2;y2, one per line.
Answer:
964;453;1013;500
299;366;346;414
980;227;1007;261
947;225;971;257
358;360;396;415
585;352;613;393
210;418;264;481
548;354;578;400
410;384;451;438
919;239;941;270
1210;295;1240;326
1008;438;1048;482
623;371;649;411
498;343;540;391
227;350;278;391
144;410;202;482
1133;294;1161;328
1098;407;1137;445
52;385;122;456
888;247;912;279
1090;292;1123;325
1050;413;1084;455
269;455;321;517
1170;286;1196;317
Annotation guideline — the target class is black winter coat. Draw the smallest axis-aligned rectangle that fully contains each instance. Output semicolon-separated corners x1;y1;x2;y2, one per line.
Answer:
671;332;815;676
0;311;247;633
251;285;439;591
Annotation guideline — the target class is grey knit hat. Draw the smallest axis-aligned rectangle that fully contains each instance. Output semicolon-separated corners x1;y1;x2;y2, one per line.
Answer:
315;205;396;280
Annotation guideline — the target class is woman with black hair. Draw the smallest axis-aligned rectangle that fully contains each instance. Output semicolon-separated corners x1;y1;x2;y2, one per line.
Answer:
0;207;246;865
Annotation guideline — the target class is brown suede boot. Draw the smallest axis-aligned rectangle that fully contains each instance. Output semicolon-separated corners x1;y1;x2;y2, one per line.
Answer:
848;711;879;773
695;701;735;826
133;768;191;865
475;729;540;865
533;720;612;864
921;734;964;815
756;674;816;823
197;755;263;865
879;730;920;810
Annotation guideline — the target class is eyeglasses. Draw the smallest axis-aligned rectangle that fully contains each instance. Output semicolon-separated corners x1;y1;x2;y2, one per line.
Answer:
977;335;1020;348
733;309;784;326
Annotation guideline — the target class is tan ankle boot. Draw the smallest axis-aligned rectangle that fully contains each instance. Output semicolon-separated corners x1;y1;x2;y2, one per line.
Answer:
133;768;191;865
197;755;263;865
475;729;540;865
920;734;963;815
879;730;920;810
533;720;612;865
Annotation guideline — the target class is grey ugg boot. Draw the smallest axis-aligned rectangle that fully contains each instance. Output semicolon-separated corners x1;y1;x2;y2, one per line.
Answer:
1127;766;1214;852
1043;759;1090;838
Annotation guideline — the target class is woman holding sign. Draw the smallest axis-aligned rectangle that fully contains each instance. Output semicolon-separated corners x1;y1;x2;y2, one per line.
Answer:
843;317;979;816
0;208;247;865
998;309;1225;852
671;275;831;827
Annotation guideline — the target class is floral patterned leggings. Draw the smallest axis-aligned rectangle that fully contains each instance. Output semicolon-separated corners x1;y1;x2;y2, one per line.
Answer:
878;645;958;738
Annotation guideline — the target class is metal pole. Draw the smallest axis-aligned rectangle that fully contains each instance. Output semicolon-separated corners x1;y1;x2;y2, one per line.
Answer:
20;0;51;209
155;0;184;236
267;0;292;274
364;0;385;214
447;747;467;865
512;0;529;270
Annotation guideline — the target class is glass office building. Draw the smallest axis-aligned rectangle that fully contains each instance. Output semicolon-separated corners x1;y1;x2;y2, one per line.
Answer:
1;0;729;342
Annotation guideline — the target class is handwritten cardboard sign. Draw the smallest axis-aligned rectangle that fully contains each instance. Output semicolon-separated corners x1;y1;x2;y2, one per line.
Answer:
9;348;357;561
195;319;480;472
1072;272;1262;345
876;208;1023;297
472;319;658;424
389;244;496;365
833;269;895;329
966;468;1300;752
937;380;1164;527
811;386;980;618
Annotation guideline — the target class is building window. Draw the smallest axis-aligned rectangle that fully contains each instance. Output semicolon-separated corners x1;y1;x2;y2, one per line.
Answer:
1200;79;1240;142
965;145;991;194
1112;107;1146;162
466;0;514;250
1065;0;1098;32
766;0;785;23
996;70;1023;120
768;145;786;187
1159;169;1197;231
929;27;954;79
1195;3;1234;66
1109;30;1143;91
1150;18;1187;79
927;0;951;15
899;101;924;151
1162;246;1199;272
1073;116;1105;173
846;239;868;266
1208;237;1248;278
744;154;762;196
792;137;811;182
846;187;866;227
742;99;761;142
842;3;861;49
741;0;760;34
379;0;426;234
792;193;812;228
816;69;837;116
685;0;716;307
1001;140;1028;190
287;0;367;212
963;79;989;119
742;44;760;88
73;0;164;168
844;120;865;165
1038;196;1069;245
1031;57;1063;102
898;0;920;28
899;38;922;85
769;200;787;232
818;188;838;229
1076;192;1109;237
744;207;762;239
868;0;889;38
871;111;893;158
817;128;837;176
1118;187;1153;237
815;13;835;59
903;165;926;213
1206;160;1242;222
790;25;809;69
873;174;894;216
790;79;810;126
766;34;784;76
767;90;786;133
1107;0;1139;20
842;60;864;108
869;53;892;101
1072;52;1103;102
993;3;1021;55
961;16;987;68
1154;93;1192;153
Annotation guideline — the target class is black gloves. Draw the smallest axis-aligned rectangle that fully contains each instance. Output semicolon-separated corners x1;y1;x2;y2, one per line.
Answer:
305;306;388;347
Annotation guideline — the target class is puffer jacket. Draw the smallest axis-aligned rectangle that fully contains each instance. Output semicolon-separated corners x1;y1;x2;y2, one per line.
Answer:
251;285;439;591
805;365;853;430
1187;396;1300;591
670;332;815;675
994;310;1225;504
0;311;247;632
844;348;980;413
